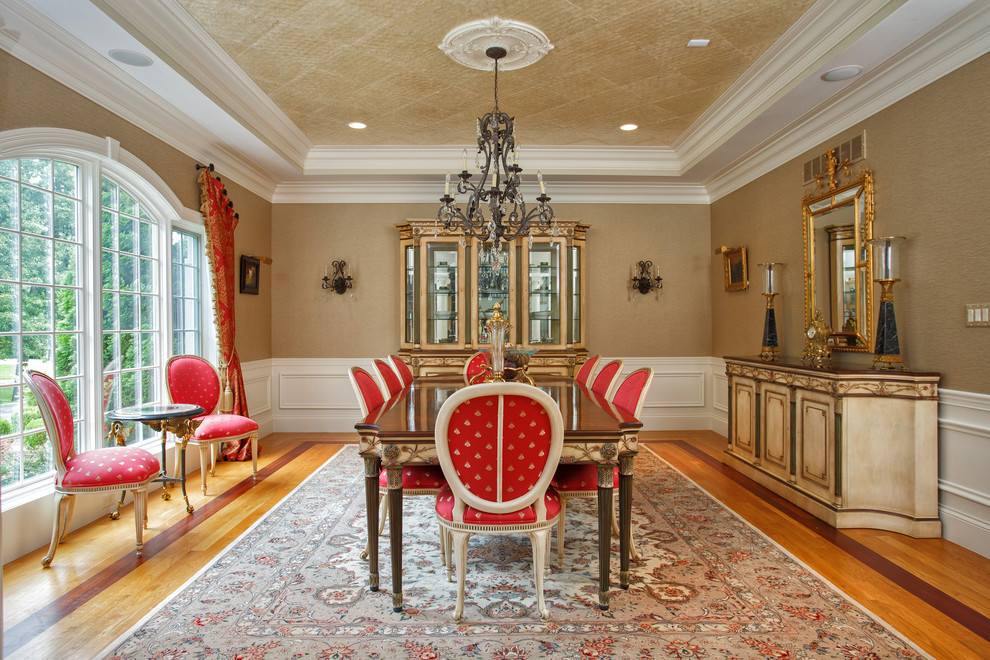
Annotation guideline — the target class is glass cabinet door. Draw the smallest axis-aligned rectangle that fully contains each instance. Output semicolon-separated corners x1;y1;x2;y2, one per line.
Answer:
524;241;565;347
400;242;418;347
423;241;464;347
570;245;583;346
473;244;514;345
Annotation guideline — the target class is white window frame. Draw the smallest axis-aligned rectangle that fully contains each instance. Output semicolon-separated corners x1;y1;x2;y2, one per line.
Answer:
0;128;214;509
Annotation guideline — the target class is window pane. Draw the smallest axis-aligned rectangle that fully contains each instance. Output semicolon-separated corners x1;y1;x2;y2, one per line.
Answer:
22;333;53;369
54;241;78;287
53;196;78;241
141;333;155;366
52;161;78;197
183;266;197;296
0;284;19;333
102;250;117;290
55;333;79;377
0;335;19;383
140;258;154;293
119;190;137;217
19;185;51;236
101;178;117;210
171;263;182;296
101;210;116;249
139;221;154;257
21;286;52;331
54;287;78;331
120;370;136;407
120;332;138;369
20;235;52;284
23;430;52;480
119;293;137;330
118;216;135;253
0;230;18;280
102;292;118;331
140;295;156;330
0;159;16;178
20;159;50;188
0;180;17;230
102;333;117;370
119;254;138;291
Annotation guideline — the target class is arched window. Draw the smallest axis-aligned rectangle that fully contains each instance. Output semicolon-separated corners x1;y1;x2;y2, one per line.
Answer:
0;129;209;496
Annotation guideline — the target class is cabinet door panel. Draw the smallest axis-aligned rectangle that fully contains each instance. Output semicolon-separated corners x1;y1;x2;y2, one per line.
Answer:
731;378;757;462
796;391;835;500
761;383;790;479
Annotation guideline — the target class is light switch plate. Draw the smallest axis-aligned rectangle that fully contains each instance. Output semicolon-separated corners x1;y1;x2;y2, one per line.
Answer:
965;303;990;327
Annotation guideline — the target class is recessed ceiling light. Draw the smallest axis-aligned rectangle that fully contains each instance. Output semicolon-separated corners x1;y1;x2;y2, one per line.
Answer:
348;122;367;129
620;124;638;131
687;39;709;48
821;65;862;82
108;49;153;67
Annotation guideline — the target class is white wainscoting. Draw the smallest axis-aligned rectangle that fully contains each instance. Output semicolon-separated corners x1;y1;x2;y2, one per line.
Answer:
937;389;990;559
269;357;727;434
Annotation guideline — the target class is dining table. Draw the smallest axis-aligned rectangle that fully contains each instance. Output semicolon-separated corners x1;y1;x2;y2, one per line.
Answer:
354;375;643;612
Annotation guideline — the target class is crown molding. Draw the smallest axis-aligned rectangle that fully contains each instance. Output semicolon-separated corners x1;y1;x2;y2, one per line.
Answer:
0;0;280;200
303;145;681;177
674;0;902;171
272;179;708;205
704;0;990;203
92;0;312;169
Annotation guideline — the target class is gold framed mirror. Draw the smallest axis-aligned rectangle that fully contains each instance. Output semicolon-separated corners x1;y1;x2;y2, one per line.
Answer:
802;154;874;351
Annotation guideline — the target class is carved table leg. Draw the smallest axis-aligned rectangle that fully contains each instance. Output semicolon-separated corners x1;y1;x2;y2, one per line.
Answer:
386;464;404;612
178;438;193;513
618;452;636;590
159;427;172;501
361;455;381;593
596;461;615;611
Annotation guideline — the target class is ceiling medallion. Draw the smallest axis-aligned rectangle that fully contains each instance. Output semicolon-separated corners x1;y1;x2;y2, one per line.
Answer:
439;17;553;71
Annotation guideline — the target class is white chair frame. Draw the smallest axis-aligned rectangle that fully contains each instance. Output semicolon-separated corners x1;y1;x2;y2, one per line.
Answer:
435;382;564;621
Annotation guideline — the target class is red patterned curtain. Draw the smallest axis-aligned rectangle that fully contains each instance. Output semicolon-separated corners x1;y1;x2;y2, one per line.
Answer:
197;167;252;461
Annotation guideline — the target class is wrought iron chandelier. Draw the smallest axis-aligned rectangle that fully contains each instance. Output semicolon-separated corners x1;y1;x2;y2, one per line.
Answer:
438;45;555;251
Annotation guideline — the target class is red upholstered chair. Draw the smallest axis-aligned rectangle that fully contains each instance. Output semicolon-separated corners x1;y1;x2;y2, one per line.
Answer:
165;355;259;495
463;351;490;385
590;359;624;399
373;359;403;398
574;355;600;388
435;382;564;621
24;370;161;567
348;366;385;418
349;366;445;560
388;354;414;387
552;368;652;568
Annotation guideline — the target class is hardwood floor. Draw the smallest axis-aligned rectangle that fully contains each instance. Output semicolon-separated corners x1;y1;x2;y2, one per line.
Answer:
3;431;989;659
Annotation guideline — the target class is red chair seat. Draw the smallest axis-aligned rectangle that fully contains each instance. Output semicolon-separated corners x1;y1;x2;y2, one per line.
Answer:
435;483;562;524
191;413;259;440
61;447;160;488
551;463;619;491
378;465;445;489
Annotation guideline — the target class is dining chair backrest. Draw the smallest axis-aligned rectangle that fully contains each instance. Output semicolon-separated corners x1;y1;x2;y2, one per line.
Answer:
574;355;600;388
591;359;624;399
388;354;414;387
23;370;74;474
435;382;564;521
611;367;654;419
373;359;403;397
463;351;490;385
166;355;222;414
349;366;385;418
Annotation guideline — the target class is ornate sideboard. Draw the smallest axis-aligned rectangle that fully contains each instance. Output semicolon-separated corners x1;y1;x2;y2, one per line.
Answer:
724;356;941;537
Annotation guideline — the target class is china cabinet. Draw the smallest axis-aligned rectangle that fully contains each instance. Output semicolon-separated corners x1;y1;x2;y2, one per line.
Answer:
724;356;941;538
396;219;588;376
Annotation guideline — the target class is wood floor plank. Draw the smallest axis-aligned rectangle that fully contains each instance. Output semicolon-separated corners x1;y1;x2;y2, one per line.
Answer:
3;431;988;659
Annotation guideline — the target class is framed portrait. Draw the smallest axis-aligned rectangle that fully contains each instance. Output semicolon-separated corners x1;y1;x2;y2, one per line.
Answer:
723;246;748;292
240;255;260;295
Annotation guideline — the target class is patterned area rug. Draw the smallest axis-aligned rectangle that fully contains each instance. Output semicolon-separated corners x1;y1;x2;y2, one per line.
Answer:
101;446;929;659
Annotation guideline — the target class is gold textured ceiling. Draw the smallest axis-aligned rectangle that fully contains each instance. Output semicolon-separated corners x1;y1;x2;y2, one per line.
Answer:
175;0;815;147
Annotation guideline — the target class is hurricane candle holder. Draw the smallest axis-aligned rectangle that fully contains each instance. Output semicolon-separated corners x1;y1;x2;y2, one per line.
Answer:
485;303;510;381
758;262;781;361
869;236;906;370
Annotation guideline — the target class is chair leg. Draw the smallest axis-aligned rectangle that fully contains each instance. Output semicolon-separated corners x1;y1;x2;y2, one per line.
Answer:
198;444;210;494
450;530;470;622
529;529;551;620
209;441;217;477
250;432;258;479
444;528;454;582
60;494;76;543
556;498;568;569
133;486;147;556
42;492;71;567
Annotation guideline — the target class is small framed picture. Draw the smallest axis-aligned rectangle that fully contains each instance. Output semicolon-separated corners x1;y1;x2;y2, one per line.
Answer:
723;247;748;292
240;255;260;295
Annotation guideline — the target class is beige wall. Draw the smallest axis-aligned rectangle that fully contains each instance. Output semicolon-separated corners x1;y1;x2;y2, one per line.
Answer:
0;51;273;362
711;52;990;393
271;203;712;358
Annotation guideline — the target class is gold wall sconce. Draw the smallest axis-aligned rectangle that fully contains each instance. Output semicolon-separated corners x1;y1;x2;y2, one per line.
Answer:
631;260;663;294
322;260;353;295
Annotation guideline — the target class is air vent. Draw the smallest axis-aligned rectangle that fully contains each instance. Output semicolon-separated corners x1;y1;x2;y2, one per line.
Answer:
803;132;866;184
